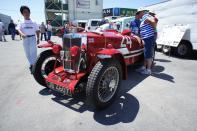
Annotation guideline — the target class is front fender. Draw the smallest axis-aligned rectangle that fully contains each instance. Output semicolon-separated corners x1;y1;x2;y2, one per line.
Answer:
96;49;127;80
37;41;62;56
37;43;53;48
97;49;121;59
37;41;58;48
37;42;54;56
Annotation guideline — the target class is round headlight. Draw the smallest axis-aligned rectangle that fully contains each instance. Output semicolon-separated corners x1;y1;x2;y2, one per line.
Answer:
70;46;80;57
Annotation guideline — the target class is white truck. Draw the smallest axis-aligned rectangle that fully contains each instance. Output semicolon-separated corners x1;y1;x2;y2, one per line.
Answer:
143;0;197;57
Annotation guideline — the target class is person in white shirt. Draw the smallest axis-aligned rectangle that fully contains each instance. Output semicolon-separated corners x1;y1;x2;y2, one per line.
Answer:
0;19;7;42
46;21;52;40
17;6;40;74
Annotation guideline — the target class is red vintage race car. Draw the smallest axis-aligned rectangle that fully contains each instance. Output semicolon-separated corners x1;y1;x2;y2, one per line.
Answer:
33;29;144;109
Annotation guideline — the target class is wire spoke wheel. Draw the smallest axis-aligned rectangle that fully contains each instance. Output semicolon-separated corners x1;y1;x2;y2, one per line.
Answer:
98;67;119;103
86;59;122;109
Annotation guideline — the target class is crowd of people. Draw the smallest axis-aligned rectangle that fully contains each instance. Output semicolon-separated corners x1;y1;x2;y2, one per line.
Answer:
38;21;52;41
0;17;53;43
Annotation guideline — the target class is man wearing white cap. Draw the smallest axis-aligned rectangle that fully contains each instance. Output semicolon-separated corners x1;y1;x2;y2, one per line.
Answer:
136;9;157;75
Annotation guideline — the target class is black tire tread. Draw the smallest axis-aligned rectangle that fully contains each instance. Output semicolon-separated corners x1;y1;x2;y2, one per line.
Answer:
86;59;122;109
86;61;103;105
177;40;192;58
33;50;55;86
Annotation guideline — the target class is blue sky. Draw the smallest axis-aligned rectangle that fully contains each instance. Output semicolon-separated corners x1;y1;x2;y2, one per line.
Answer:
0;0;164;24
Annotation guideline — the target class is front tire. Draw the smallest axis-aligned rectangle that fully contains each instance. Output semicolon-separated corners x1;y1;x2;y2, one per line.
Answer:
33;50;60;86
86;59;122;109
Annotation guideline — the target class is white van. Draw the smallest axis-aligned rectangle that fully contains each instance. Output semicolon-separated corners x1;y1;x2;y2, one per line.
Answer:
85;19;102;31
143;0;197;57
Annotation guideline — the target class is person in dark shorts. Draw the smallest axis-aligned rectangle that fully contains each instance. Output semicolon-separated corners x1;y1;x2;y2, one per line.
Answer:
136;9;157;75
8;20;16;40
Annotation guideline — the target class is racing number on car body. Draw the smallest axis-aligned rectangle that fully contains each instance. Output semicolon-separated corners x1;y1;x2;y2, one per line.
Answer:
120;35;133;51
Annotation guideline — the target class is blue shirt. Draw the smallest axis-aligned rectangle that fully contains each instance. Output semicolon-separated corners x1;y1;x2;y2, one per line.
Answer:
140;14;155;39
130;19;141;36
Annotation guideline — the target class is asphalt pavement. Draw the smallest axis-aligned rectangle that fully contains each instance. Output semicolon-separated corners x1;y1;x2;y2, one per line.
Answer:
0;35;197;131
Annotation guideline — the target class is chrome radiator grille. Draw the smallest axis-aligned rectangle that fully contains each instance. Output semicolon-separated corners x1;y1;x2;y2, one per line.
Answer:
63;34;82;51
61;34;83;73
60;50;74;73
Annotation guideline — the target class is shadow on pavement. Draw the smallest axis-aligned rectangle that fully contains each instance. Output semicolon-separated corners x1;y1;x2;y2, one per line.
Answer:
155;58;172;63
38;63;174;125
93;93;139;125
158;50;197;60
152;65;175;83
39;88;92;113
39;87;140;125
93;64;174;125
39;88;53;96
51;93;93;113
191;51;197;60
120;66;148;93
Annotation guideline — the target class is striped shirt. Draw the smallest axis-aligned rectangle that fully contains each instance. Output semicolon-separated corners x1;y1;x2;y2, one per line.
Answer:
140;14;155;39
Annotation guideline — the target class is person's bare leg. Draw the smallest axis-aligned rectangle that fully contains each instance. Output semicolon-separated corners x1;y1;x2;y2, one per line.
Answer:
147;58;153;70
144;60;147;69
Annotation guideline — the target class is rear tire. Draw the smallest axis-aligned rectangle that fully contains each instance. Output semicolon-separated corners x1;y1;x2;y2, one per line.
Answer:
176;40;192;58
86;59;122;109
33;50;60;87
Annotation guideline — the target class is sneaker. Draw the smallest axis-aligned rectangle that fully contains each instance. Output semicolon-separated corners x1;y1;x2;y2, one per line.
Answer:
140;69;152;75
136;66;146;72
